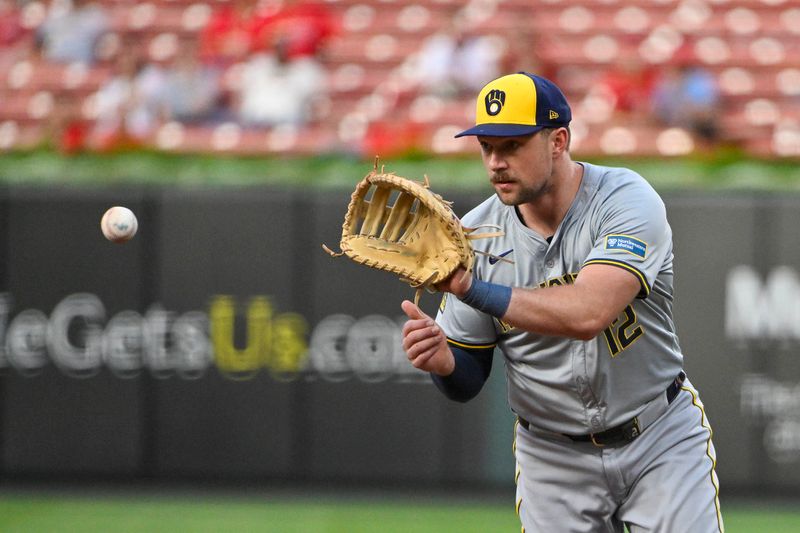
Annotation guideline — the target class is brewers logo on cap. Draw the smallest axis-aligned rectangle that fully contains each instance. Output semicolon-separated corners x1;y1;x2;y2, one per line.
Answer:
455;72;572;138
485;89;506;116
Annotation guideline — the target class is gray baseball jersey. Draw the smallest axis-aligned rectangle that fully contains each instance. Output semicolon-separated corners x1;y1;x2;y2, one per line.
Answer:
436;162;684;435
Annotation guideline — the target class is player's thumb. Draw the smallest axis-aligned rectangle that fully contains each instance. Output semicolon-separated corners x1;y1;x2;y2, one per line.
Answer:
401;299;427;320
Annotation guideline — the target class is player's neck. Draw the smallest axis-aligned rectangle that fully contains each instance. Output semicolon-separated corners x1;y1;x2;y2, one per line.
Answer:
517;161;583;237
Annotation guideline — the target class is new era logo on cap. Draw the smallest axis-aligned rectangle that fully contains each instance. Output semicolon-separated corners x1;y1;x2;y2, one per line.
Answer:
455;72;572;138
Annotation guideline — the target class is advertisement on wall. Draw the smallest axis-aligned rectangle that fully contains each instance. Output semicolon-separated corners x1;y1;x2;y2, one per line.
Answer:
728;265;800;474
0;188;488;484
667;197;800;490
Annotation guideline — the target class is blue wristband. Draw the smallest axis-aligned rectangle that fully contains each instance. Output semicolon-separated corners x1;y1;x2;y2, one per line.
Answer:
459;278;512;318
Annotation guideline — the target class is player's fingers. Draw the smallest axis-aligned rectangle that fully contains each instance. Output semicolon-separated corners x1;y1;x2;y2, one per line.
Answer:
405;329;443;360
402;318;437;341
411;346;439;370
409;344;439;369
401;315;435;339
401;299;428;321
402;322;440;352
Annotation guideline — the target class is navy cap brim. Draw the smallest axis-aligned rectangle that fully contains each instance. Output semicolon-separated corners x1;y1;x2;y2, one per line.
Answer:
454;123;547;138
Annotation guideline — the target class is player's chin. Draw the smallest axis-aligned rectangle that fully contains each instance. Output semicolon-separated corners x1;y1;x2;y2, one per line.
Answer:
493;185;521;206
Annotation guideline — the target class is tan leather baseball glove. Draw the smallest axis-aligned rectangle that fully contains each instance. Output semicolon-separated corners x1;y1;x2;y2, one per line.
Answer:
323;163;507;304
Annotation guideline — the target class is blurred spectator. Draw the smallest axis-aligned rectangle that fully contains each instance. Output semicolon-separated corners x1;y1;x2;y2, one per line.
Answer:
0;0;25;47
199;0;263;67
596;60;656;118
651;64;721;144
160;40;225;124
200;0;335;67
235;35;326;127
46;94;88;154
412;19;501;98
253;0;335;60
89;52;166;150
0;0;28;73
35;0;109;64
498;26;545;79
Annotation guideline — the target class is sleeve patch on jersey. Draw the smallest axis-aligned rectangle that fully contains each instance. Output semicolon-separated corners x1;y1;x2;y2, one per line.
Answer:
605;234;647;259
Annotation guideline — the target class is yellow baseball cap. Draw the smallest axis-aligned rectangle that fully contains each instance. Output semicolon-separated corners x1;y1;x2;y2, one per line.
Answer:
455;72;572;137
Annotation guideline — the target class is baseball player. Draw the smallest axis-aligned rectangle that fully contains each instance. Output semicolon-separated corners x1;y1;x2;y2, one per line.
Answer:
401;72;723;532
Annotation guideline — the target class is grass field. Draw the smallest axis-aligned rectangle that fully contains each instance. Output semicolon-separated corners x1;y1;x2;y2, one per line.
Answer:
0;490;798;532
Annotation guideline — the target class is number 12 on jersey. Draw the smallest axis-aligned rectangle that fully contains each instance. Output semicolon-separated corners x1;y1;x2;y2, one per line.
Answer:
603;305;643;357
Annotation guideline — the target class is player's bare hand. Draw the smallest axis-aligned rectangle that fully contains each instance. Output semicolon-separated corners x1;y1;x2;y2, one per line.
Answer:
400;300;455;376
434;266;473;298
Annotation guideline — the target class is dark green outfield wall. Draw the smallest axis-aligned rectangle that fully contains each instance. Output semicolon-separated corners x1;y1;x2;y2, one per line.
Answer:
0;186;798;493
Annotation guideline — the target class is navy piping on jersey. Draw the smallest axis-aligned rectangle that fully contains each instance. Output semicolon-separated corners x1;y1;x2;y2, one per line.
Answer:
446;338;497;350
583;258;651;298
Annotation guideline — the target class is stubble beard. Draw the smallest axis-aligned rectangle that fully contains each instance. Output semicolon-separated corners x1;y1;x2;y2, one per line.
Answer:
493;177;552;206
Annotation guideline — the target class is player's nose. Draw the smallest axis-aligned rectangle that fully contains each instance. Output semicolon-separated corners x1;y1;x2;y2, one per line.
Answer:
486;151;508;172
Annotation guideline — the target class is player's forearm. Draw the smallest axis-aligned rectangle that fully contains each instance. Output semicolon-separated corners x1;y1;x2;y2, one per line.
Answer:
455;269;636;340
430;345;493;402
503;285;611;340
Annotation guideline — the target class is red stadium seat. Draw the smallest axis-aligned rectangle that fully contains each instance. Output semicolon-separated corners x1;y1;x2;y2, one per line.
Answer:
0;0;795;157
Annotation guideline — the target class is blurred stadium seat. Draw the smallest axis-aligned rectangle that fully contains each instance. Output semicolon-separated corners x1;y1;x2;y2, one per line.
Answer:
1;0;797;158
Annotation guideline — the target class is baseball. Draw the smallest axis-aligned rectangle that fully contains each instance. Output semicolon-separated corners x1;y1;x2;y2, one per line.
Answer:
101;206;138;243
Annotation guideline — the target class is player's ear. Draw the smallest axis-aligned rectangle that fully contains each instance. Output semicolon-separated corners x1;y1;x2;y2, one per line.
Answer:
552;127;570;156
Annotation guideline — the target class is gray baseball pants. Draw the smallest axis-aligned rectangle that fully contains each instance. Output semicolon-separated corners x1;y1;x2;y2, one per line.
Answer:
513;380;723;532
